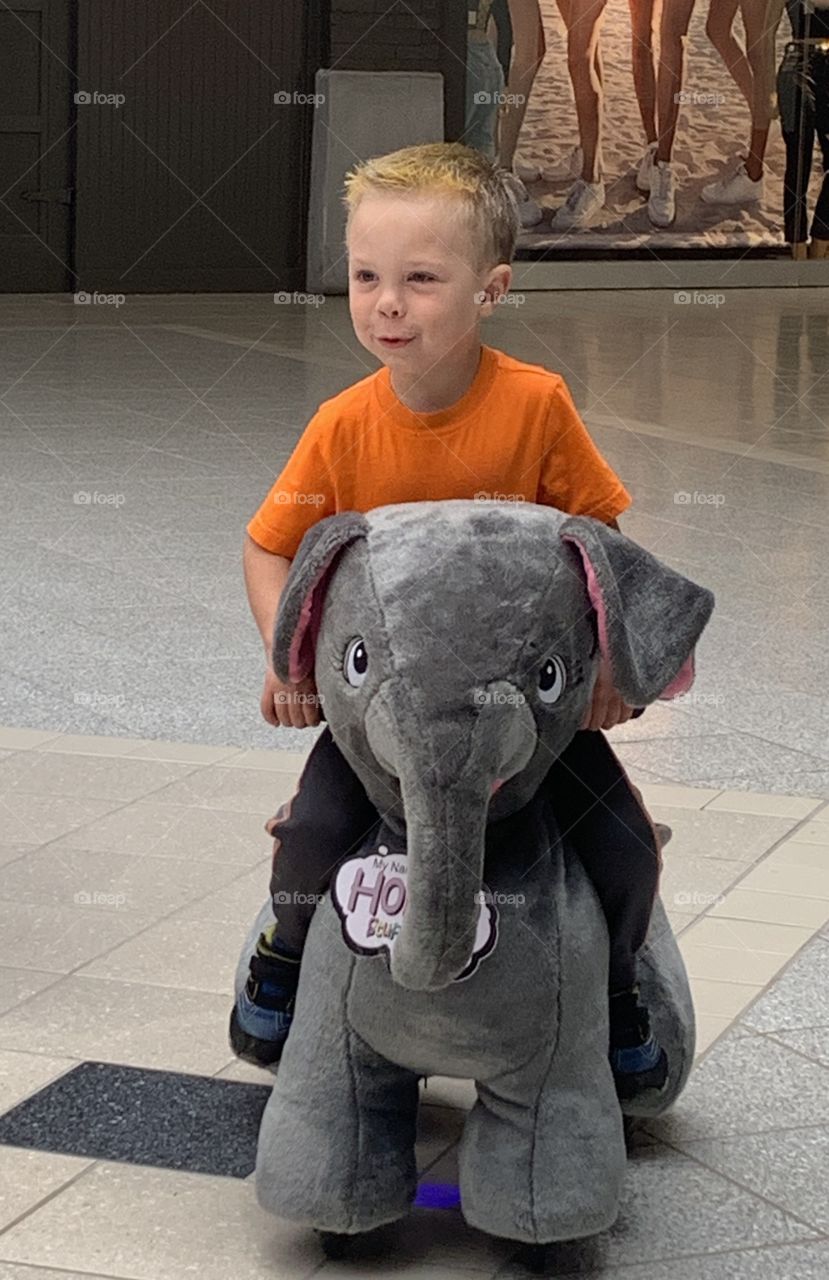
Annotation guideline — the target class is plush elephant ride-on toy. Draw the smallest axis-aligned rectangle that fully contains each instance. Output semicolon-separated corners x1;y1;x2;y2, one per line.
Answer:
235;499;714;1266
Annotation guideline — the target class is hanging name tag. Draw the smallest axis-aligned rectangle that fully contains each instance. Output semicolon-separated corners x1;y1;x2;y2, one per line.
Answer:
332;843;498;982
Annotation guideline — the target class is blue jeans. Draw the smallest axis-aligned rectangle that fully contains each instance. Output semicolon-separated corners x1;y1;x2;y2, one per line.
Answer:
465;37;505;159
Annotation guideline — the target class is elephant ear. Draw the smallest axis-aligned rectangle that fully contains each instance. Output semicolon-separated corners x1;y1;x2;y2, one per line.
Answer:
273;512;369;683
560;516;715;706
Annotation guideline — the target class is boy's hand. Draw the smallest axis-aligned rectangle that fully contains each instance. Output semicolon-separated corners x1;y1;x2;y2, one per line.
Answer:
581;655;637;732
260;667;322;729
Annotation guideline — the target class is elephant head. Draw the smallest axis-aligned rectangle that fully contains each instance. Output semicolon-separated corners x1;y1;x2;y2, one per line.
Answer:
273;500;714;993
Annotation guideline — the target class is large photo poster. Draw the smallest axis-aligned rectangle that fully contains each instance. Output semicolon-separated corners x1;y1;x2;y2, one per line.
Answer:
465;0;829;254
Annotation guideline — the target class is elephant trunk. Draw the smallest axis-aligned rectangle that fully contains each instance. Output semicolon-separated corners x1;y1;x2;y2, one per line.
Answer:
389;769;490;991
365;682;536;992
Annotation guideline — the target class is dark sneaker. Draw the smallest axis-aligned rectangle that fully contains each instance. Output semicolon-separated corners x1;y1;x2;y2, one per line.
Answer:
228;925;300;1068
608;988;668;1100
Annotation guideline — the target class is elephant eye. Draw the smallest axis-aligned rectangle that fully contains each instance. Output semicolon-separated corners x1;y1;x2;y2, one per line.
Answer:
344;637;368;687
538;656;566;704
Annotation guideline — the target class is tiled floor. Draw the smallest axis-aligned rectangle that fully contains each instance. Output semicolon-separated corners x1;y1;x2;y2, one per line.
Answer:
0;727;827;1277
2;292;829;1275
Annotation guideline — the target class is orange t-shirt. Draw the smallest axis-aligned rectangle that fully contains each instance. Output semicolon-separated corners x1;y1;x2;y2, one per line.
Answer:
247;344;631;558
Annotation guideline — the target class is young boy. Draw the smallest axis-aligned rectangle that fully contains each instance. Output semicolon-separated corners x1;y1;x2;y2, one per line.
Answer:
230;142;668;1100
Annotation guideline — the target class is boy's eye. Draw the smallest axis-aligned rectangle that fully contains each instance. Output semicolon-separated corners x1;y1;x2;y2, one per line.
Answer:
354;270;374;283
408;272;435;283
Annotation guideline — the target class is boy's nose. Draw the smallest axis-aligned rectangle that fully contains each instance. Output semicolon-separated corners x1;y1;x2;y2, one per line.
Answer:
378;292;404;316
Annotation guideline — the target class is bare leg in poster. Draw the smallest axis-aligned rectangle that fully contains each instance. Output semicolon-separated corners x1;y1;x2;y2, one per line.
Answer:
649;0;697;225
701;0;786;204
498;0;547;175
551;0;610;227
629;0;660;192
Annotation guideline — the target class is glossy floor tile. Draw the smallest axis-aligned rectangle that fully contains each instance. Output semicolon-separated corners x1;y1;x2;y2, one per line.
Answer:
2;292;829;778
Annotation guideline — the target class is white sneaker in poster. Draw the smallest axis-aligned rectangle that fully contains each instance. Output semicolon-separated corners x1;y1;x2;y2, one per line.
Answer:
635;142;658;192
551;178;606;230
541;146;584;182
506;172;545;227
701;160;764;205
648;161;676;227
514;158;543;183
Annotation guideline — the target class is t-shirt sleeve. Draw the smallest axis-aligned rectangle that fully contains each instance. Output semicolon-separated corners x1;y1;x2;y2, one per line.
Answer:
537;378;631;524
246;410;338;558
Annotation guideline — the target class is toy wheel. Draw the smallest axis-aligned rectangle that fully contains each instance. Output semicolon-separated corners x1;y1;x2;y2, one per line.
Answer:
520;1241;555;1274
316;1230;351;1259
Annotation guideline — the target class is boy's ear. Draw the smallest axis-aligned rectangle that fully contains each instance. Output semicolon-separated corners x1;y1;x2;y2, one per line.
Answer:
478;263;512;309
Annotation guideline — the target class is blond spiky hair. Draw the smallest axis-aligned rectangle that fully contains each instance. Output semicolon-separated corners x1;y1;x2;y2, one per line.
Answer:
342;142;521;272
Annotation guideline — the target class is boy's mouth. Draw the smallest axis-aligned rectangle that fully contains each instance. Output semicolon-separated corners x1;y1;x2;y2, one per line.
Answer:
378;336;414;348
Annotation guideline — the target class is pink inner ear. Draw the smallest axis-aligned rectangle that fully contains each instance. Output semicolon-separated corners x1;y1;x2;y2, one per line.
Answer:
562;533;611;661
286;549;342;683
287;590;317;683
660;652;695;699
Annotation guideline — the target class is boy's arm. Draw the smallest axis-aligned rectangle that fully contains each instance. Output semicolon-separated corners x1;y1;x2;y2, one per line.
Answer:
244;410;337;729
243;536;320;730
243;535;291;662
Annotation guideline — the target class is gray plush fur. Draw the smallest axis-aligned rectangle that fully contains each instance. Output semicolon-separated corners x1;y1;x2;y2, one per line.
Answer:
238;499;714;1246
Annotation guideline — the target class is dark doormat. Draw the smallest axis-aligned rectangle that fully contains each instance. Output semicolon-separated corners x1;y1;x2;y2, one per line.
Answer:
0;1061;272;1178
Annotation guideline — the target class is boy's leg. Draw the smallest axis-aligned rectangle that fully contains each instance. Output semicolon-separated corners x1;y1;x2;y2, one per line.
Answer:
230;727;381;1066
267;728;381;951
545;730;668;1098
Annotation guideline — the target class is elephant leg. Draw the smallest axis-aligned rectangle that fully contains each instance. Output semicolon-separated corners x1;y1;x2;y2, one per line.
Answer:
458;1040;626;1244
255;983;421;1233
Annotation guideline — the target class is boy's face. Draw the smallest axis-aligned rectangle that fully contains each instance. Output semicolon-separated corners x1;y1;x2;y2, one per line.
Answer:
347;193;511;374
